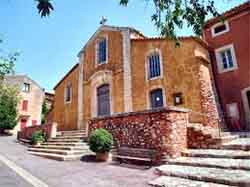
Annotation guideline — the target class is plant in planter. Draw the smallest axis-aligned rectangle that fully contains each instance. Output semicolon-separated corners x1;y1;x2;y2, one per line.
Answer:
31;130;46;146
89;128;113;162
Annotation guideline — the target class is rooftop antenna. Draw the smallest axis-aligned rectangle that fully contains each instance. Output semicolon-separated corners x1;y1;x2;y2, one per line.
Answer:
100;16;107;25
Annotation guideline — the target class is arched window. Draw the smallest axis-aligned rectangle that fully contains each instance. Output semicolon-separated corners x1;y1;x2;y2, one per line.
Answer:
97;38;107;64
150;88;164;109
97;84;110;116
148;52;161;79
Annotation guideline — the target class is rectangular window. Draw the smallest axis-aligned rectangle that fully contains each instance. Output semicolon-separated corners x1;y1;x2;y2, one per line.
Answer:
211;21;229;37
215;44;238;73
98;39;107;64
65;84;72;103
148;54;161;79
214;24;227;34
22;100;28;111
22;83;30;93
220;49;234;69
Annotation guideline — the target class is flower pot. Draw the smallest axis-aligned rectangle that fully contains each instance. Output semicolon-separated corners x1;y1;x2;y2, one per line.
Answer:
96;152;109;162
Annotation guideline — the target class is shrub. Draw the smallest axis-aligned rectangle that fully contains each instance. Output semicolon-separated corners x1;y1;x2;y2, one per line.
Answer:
89;128;113;153
31;130;45;144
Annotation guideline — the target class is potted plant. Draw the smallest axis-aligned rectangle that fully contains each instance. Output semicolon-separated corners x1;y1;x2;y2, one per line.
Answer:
89;128;113;162
31;130;45;146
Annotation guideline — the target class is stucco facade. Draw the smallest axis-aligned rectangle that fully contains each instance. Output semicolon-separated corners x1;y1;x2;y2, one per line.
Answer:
4;75;44;133
53;25;219;131
53;64;79;131
203;2;250;130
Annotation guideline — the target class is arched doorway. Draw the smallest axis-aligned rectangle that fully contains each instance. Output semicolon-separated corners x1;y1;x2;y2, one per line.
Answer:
97;84;111;116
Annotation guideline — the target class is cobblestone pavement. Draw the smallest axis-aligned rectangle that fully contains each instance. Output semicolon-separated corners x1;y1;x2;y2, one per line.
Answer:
0;136;155;187
0;160;33;187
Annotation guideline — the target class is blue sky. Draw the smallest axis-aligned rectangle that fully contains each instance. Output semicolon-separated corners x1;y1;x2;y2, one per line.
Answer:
0;0;246;92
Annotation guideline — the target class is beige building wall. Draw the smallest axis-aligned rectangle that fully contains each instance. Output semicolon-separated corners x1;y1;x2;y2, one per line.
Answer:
4;75;44;133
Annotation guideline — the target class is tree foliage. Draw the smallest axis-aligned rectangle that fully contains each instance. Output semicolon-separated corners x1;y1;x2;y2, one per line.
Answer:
36;0;54;17
41;100;49;124
0;83;20;131
0;39;18;79
36;0;220;38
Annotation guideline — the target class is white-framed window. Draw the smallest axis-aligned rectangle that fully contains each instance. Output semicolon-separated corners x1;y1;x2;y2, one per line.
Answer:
215;44;238;73
211;21;230;37
22;83;30;93
64;83;72;103
96;37;108;65
147;51;162;80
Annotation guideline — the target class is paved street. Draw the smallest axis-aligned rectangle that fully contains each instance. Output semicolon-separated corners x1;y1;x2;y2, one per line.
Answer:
0;136;155;187
0;160;34;187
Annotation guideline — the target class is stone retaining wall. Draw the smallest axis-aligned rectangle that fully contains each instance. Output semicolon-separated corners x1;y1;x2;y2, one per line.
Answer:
88;107;189;163
17;123;56;141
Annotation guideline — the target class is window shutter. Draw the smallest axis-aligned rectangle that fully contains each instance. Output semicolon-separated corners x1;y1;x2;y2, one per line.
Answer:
22;100;28;111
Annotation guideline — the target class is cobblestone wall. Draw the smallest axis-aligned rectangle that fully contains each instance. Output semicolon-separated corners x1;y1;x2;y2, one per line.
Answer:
88;107;189;162
17;123;54;141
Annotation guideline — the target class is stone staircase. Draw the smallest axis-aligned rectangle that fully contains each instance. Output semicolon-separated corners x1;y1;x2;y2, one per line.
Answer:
28;130;93;161
187;123;239;149
150;138;250;186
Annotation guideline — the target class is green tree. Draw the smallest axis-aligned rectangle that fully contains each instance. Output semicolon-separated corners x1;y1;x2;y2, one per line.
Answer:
35;0;221;38
41;100;49;124
0;38;19;133
0;39;19;80
0;83;20;133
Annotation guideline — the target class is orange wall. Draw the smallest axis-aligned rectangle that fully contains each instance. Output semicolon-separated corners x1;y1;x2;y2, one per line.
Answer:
131;38;209;122
82;30;124;126
54;65;79;131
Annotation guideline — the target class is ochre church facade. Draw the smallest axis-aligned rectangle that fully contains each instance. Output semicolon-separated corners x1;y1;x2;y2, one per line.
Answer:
53;25;219;131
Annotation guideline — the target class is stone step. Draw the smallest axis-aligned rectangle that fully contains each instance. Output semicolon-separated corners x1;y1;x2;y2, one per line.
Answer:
215;135;239;144
155;165;250;186
56;134;87;138
52;136;87;140
47;139;83;143
183;149;250;159
222;138;250;151
57;130;87;135
165;157;250;171
28;151;89;161
58;134;87;138
18;138;31;144
149;176;234;187
28;148;88;155
30;145;89;151
41;142;87;146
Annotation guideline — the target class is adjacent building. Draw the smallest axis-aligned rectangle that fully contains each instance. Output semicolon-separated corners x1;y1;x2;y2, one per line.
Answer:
4;75;45;132
53;25;219;131
203;1;250;131
44;92;54;111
